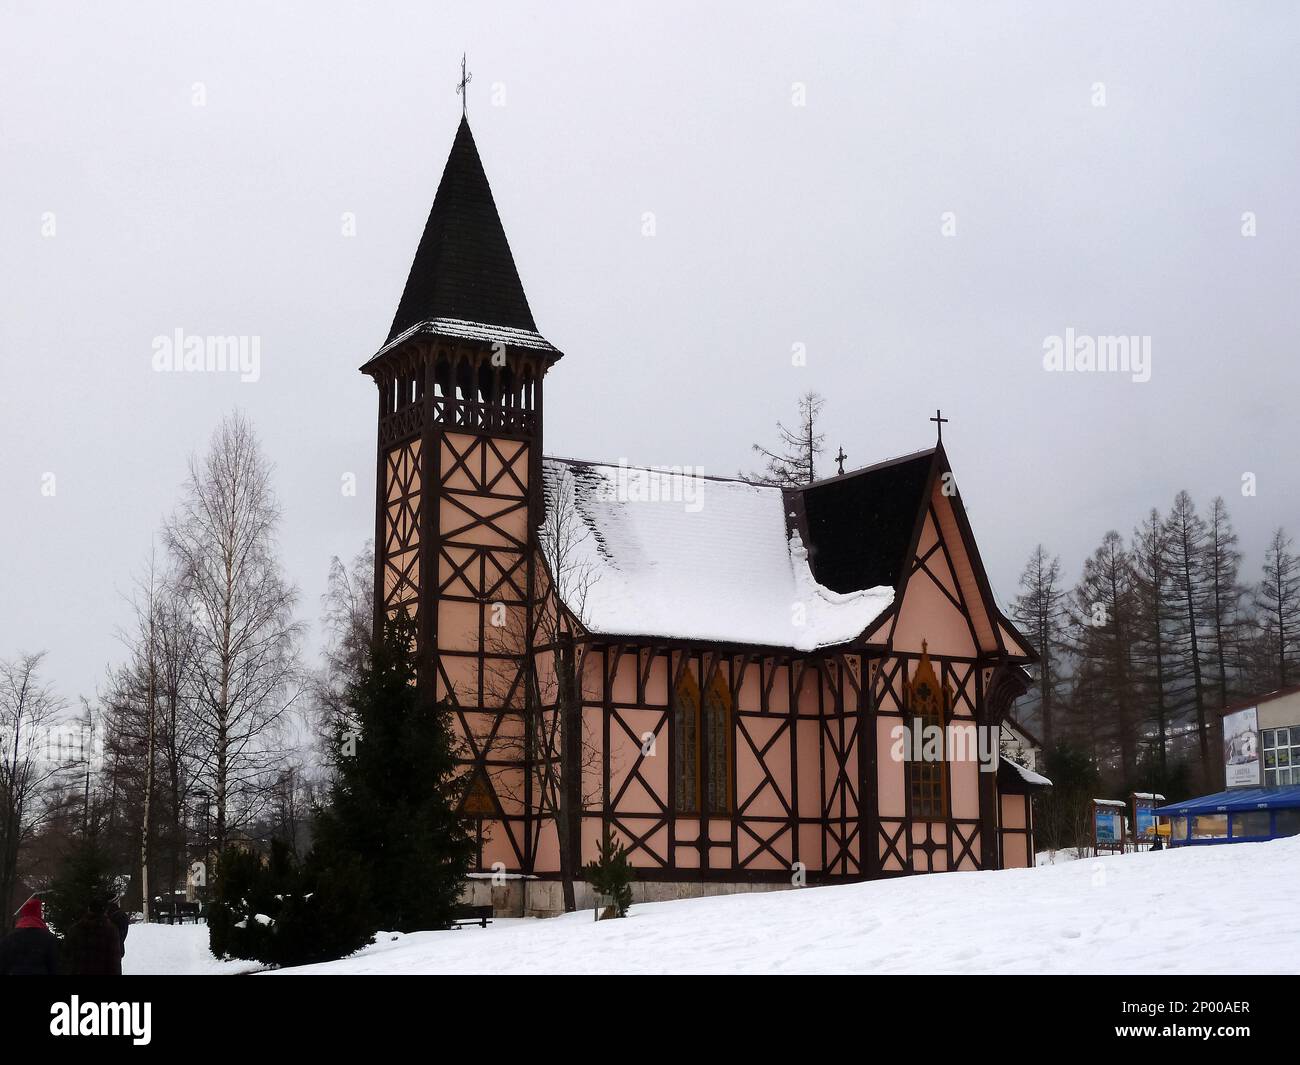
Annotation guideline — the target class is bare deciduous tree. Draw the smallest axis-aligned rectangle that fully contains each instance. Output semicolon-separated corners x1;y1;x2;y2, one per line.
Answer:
310;543;374;769
1203;496;1243;710
749;391;825;486
164;411;302;852
1165;490;1211;769
1257;527;1300;688
481;464;600;912
1009;544;1068;748
0;652;64;928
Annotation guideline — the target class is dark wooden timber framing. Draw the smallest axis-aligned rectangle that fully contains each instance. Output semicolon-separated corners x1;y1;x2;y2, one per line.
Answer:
363;354;1041;885
361;116;1046;893
366;331;555;874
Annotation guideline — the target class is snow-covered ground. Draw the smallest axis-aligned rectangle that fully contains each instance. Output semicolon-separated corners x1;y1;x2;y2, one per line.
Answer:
259;836;1300;975
122;922;261;976
1036;847;1089;866
118;839;1296;975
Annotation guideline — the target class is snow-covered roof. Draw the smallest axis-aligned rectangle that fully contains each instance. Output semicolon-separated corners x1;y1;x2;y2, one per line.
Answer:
543;458;893;651
373;317;557;360
1093;797;1126;807
1132;792;1166;801
1001;757;1052;787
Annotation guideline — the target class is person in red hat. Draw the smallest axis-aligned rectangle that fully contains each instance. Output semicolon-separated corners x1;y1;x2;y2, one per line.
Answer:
0;896;61;975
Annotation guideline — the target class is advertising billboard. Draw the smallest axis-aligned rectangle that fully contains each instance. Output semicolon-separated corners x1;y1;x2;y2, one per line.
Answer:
1223;706;1262;788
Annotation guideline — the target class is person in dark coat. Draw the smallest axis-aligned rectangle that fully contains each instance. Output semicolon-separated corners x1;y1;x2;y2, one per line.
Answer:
65;897;122;976
106;898;130;958
0;896;61;975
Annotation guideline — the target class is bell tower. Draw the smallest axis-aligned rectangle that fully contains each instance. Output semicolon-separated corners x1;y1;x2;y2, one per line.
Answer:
360;115;562;874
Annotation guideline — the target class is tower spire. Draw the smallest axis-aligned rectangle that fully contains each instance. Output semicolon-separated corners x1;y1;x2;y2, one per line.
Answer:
382;112;549;347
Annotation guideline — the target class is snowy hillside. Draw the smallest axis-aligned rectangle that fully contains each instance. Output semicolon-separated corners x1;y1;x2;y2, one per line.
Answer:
266;837;1300;975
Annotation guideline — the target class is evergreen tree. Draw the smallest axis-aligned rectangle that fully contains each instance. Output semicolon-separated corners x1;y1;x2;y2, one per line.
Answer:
208;839;369;968
310;610;474;933
1009;545;1068;748
1258;527;1300;687
47;831;115;935
583;827;634;919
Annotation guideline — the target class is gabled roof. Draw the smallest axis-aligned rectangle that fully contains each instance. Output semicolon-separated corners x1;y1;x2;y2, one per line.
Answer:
542;458;893;651
385;116;544;348
540;445;1037;660
791;449;936;595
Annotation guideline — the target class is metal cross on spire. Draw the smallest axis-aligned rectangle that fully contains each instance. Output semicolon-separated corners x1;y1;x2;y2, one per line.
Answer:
456;53;472;117
930;409;949;444
835;446;848;475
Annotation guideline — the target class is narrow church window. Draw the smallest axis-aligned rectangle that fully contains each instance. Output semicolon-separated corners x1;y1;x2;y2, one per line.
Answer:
703;670;734;814
906;644;948;821
673;670;701;813
673;667;733;815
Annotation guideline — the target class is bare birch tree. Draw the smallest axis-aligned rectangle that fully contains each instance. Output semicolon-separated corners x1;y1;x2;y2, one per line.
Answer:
164;411;302;852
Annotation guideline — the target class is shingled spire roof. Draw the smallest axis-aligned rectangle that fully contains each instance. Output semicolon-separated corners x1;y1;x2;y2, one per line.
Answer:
381;116;554;354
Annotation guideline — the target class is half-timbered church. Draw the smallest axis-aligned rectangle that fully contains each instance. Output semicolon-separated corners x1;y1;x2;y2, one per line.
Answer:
362;110;1047;916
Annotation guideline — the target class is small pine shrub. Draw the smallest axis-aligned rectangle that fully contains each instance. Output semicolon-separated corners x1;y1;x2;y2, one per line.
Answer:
583;827;634;919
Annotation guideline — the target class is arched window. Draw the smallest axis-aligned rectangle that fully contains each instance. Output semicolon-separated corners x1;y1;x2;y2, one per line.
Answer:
702;670;733;814
673;666;733;815
673;671;700;813
906;642;948;821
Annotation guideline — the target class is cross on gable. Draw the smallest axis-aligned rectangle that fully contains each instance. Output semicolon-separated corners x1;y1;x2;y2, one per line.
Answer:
835;446;848;475
930;409;948;444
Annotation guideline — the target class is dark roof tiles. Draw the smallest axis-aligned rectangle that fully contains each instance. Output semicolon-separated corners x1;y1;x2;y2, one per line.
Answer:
387;117;540;344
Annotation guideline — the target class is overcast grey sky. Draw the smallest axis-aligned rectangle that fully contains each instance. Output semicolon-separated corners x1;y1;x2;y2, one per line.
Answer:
2;1;1298;702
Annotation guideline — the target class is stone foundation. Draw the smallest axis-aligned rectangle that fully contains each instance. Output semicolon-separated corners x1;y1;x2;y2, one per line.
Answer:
460;877;795;919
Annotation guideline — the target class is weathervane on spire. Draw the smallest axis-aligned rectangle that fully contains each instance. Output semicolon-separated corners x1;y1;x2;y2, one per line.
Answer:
456;53;472;117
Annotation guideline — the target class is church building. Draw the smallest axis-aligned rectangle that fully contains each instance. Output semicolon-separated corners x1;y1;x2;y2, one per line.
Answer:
361;111;1046;916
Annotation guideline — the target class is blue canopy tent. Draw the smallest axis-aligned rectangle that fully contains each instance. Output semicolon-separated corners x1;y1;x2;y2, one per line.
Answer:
1155;785;1300;846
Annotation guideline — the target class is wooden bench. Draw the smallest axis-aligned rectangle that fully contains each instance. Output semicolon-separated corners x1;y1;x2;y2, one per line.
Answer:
153;902;203;924
450;904;493;929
